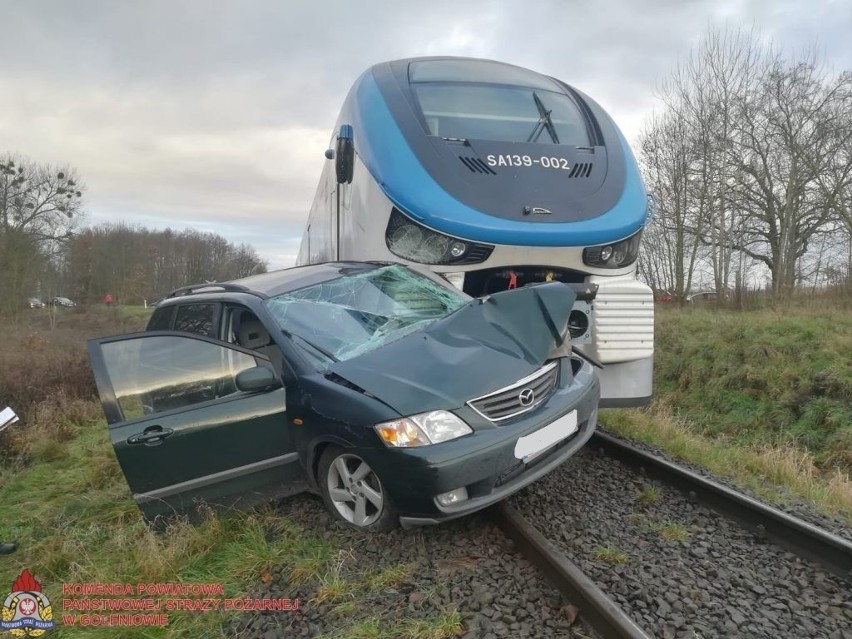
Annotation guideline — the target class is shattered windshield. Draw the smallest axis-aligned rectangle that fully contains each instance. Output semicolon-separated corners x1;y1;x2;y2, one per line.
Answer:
265;265;469;366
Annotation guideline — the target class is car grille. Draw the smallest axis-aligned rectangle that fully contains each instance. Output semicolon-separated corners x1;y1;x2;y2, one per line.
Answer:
467;361;559;422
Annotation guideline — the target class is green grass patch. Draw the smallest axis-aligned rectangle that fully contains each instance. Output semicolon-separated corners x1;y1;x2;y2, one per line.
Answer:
591;546;629;564
636;485;662;504
364;563;415;592
0;425;323;637
652;304;852;470
653;522;690;542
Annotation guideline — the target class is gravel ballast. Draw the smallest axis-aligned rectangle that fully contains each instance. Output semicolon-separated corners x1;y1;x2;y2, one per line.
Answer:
226;494;594;638
511;449;852;639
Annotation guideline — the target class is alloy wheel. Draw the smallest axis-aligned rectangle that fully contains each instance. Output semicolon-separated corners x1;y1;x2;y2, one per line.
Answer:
326;454;384;527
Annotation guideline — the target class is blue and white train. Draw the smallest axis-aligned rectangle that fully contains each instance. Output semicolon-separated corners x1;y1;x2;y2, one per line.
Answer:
297;57;653;406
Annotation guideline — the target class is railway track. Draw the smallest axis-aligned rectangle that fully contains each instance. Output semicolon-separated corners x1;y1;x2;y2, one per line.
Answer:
494;431;852;639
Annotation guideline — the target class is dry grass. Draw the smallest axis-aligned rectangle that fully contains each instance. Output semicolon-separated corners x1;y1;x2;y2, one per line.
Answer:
604;401;852;523
654;522;690;542
0;306;149;462
592;546;630;564
636;485;662;504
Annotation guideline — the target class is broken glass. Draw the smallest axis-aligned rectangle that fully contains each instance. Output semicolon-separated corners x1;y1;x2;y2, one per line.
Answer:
264;265;468;366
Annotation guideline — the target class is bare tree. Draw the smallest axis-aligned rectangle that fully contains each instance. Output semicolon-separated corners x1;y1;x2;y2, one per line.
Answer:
639;27;852;296
639;111;703;300
0;154;85;313
0;155;83;241
728;57;852;292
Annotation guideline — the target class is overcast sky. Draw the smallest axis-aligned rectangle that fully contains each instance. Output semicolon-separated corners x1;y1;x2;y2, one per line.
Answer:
1;0;850;269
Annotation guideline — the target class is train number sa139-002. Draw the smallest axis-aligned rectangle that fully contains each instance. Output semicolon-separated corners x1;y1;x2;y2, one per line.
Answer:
486;154;571;170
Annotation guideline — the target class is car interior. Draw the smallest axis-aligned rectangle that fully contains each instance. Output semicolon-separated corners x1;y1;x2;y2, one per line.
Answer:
227;308;283;373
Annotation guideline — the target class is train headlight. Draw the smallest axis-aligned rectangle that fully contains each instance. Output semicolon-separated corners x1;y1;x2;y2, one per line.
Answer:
583;230;643;269
386;208;494;265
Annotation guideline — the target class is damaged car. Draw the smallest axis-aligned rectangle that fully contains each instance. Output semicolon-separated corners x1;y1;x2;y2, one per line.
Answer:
88;262;599;531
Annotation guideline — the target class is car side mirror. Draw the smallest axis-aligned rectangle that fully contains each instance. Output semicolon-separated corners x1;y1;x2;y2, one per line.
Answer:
235;366;281;393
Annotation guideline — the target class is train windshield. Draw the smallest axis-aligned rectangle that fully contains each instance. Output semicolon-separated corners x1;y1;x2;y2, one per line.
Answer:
413;83;591;146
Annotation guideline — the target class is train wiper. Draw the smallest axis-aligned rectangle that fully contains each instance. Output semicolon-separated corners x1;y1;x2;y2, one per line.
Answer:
526;92;560;144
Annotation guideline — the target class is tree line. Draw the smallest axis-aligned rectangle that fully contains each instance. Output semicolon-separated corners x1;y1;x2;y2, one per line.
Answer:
68;223;267;305
638;28;852;299
1;153;266;313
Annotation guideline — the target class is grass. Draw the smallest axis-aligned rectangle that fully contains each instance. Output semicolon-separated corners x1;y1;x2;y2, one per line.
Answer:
626;512;690;541
636;485;662;504
364;563;415;591
317;612;463;639
653;522;690;542
591;546;629;565
652;303;852;469
0;417;463;638
604;298;852;524
605;403;852;523
0;424;324;637
0;305;149;462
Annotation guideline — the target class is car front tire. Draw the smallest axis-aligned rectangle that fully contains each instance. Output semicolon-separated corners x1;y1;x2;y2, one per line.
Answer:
317;446;398;532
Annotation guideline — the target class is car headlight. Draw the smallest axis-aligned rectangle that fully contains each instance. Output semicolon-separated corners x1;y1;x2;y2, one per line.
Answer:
374;410;473;447
386;208;494;265
583;229;643;269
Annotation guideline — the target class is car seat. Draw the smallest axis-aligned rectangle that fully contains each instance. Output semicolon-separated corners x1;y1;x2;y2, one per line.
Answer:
238;317;283;373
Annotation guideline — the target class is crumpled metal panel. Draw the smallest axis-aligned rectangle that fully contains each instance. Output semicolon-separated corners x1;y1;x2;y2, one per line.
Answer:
329;282;577;416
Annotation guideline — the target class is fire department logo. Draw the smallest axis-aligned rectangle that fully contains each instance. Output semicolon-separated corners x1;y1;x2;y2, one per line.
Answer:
1;570;54;636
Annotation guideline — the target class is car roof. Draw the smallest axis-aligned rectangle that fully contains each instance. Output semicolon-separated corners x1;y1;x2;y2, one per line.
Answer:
161;261;391;303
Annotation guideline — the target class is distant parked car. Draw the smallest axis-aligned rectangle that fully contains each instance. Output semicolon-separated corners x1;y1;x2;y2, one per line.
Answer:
50;297;76;307
654;290;673;303
27;297;46;308
686;291;718;303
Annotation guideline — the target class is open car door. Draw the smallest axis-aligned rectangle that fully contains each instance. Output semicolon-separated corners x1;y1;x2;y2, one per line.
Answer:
87;331;302;521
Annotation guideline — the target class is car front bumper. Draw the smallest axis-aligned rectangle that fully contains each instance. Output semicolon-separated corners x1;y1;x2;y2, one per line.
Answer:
354;357;600;527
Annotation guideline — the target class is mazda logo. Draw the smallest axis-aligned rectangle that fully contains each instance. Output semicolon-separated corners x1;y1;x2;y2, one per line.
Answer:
518;388;535;406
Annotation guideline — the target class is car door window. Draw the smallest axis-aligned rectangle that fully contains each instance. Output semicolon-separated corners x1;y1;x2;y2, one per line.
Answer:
100;334;260;420
173;303;217;337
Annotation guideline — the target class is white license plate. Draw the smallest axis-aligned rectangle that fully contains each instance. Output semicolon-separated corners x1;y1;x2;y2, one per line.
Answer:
514;410;578;463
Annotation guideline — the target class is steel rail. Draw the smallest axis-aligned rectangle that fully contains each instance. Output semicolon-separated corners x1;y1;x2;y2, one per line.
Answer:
492;502;652;639
591;431;852;583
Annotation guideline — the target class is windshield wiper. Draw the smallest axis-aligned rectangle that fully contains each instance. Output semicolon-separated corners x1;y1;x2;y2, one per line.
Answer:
526;92;560;144
280;328;339;362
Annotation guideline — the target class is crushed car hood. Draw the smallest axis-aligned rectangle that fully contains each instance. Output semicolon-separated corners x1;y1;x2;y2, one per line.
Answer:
328;282;577;416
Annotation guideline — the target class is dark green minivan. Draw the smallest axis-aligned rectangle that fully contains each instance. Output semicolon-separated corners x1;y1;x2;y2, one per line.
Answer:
88;262;599;531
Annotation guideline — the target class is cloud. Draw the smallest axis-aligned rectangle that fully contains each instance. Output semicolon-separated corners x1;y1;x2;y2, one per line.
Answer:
1;0;849;269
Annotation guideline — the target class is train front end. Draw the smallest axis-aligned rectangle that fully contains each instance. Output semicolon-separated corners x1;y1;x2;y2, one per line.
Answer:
320;57;654;406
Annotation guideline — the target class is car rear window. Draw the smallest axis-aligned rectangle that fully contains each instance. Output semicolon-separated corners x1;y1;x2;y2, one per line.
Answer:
173;303;217;337
147;307;174;331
